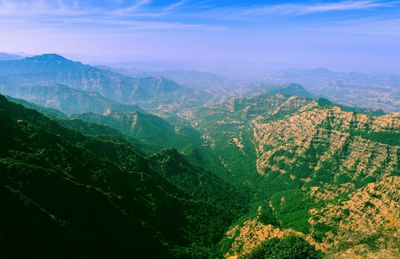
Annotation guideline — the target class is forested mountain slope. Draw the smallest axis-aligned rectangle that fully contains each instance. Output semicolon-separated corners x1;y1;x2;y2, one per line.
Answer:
0;84;142;115
0;94;249;258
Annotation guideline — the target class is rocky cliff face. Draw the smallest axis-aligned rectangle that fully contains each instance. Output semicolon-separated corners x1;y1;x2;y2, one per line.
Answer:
253;106;399;183
187;93;400;258
310;176;400;257
224;174;400;258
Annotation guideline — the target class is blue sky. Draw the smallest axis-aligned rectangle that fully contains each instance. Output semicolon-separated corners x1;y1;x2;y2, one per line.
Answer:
0;0;399;72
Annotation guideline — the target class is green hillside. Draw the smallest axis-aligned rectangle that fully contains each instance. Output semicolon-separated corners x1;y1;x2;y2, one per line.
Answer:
0;94;249;258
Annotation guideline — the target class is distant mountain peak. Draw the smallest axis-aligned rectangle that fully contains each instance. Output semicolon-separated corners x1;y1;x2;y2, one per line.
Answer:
27;54;71;62
285;83;307;90
270;83;313;98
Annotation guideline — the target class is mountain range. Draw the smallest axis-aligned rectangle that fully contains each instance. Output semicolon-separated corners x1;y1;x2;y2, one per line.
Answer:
263;68;400;113
0;54;210;110
0;84;142;115
0;53;399;258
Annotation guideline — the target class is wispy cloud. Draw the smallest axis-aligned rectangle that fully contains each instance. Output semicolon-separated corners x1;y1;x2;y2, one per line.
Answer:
0;0;215;30
0;0;90;16
2;0;392;17
243;0;394;16
112;0;152;15
314;17;400;35
163;0;186;12
0;0;155;16
0;0;398;33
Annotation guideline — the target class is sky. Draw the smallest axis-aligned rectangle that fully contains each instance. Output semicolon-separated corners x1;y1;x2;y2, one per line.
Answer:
0;0;399;73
